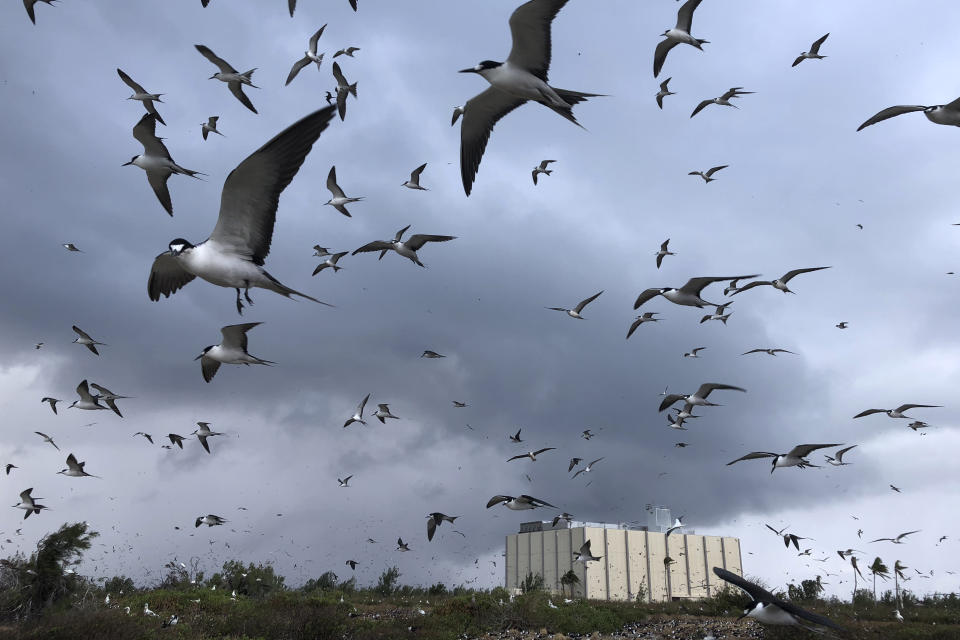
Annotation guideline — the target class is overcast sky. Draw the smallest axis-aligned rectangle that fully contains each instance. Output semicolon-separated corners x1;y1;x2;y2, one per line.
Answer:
1;0;958;598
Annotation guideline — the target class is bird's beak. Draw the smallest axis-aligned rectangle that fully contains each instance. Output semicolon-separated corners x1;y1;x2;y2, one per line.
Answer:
122;161;133;166
458;68;478;74
194;354;203;361
208;75;217;80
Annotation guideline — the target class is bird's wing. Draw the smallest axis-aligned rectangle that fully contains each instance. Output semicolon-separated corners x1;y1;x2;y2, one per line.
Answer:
852;409;884;418
326;166;346;198
728;280;769;295
336;86;348;120
705;165;728;177
427;517;437;541
781;266;830;283
348;0;357;10
712;567;775;602
835;445;857;459
355;393;370;416
689;99;712;118
532;168;539;184
658;394;685;412
404;234;457;251
696;382;747;397
675;0;704;31
896;404;941;412
352;240;393;255
626;317;643;339
653;38;679;78
72;326;93;341
897;530;921;540
148;251;196;300
588;457;604;467
944;96;960;110
19;489;33;503
681;276;757;297
201;356;221;383
534;447;556;455
410;163;427;180
198;435;210;453
117;68;147;93
787;444;843;458
460;87;526;196
791;55;806;68
506;454;528;462
24;0;37;24
147;171;173;216
228;82;257;114
331;61;348;86
633;288;664;309
221;322;260;351
506;0;570;81
573;290;603;313
660;239;670;251
195;44;236;73
775;598;845;631
209;116;219;127
285;57;311;86
209;107;335;264
809;33;829;54
308;25;326;52
524;495;557;508
132;113;171;158
726;452;777;465
856;105;927;131
742;349;763;355
486;495;511;508
288;0;296;16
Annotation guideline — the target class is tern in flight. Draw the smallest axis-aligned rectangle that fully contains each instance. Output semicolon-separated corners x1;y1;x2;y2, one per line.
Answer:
871;530;920;545
192;422;224;454
655;239;675;268
853;404;941;420
285;25;327;86
573;539;602;562
312;251;348;275
509;429;523;443
531;159;555;185
654;0;709;78
373;403;399;424
683;347;706;358
507;447;556;462
688;165;727;183
402;163;429;190
123;113;203;215
857;94;960;131
333;46;361;58
792;33;829;67
117;68;166;125
659;383;746;412
201;116;224;140
41;397;60;415
13;489;47;520
72;325;107;356
571;457;604;479
626;312;659;339
58;454;100;479
89;384;127;417
324;166;364;217
63;243;82;252
457;0;603;196
727;444;842;473
332;62;358;121
546;290;603;319
23;0;57;24
741;348;795;356
421;350;445;358
34;432;59;451
196;323;274;383
825;445;857;466
635;275;758;309
344;394;370;428
338;475;353;487
699;302;733;324
691;88;754;118
69;380;119;415
712;567;843;632
486;494;556;510
427;513;458;541
147;107;336;314
195;45;259;113
731;266;830;295
196;514;227;528
655;77;675;108
353;225;456;267
396;538;410;552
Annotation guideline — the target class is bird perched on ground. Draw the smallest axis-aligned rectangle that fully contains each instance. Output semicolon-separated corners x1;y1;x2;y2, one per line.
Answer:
195;44;258;113
690;88;753;118
712;567;843;632
792;33;829;67
731;266;830;295
353;225;455;267
148;107;336;314
457;0;603;196
546;291;603;319
426;513;458;541
688;165;727;183
531;160;555;185
196;323;274;383
653;0;709;77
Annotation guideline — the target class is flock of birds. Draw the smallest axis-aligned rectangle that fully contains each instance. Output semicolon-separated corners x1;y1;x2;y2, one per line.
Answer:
7;0;960;635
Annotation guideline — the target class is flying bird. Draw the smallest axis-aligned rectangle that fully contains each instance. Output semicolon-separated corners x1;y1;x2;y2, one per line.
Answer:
546;290;603;319
426;513;458;541
396;538;410;552
659;382;746;412
458;0;603;196
57;453;100;478
573;539;602;562
5;464;17;475
89;383;127;417
792;33;829;67
353;225;456;267
324;166;364;217
332;62;358;121
337;475;353;487
34;431;59;451
655;239;675;268
13;488;47;520
195;44;258;113
452;401;468;408
727;444;842;473
712;567;843;632
23;0;57;24
148;107;336;314
571;457;604;479
699;302;733;324
509;429;523;443
167;433;187;449
741;348;795;356
825;445;857;466
653;0;709;78
655;77;675;108
201;116;224;140
507;447;556;462
889;484;901;493
871;531;920;544
836;321;848;329
421;350;445;358
72;325;107;356
731;266;830;295
333;46;361;58
853;404;941;420
41;397;60;415
486;494;556;510
68;380;118;415
134;432;154;444
857;94;960;131
635;275;758;309
531;159;555;185
626;312;659;339
195;514;227;528
402;163;429;190
62;243;82;252
285;25;327;86
345;560;358;570
116;68;166;125
373;403;399;424
312;251;348;275
123;113;203;216
688;165;727;183
196;323;274;383
344;393;370;428
683;347;706;358
192;422;224;454
690;88;754;118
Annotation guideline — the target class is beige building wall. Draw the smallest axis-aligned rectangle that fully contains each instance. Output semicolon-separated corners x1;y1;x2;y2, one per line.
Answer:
506;525;743;602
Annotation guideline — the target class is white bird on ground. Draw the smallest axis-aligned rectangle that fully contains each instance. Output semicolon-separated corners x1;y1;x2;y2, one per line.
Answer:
727;443;843;473
285;25;327;86
457;0;603;196
546;290;603;319
195;44;259;113
402;163;429;190
731;266;830;295
531;159;555;185
147;107;336;314
196;323;274;383
344;394;370;428
143;603;158;617
792;33;829;67
653;0;709;77
117;68;166;125
324;166;364;217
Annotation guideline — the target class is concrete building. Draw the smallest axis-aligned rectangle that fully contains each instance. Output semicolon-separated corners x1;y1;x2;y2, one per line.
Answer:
504;517;743;602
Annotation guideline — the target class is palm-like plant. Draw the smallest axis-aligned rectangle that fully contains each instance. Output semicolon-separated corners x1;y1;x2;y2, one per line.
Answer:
894;561;908;607
560;569;580;598
850;555;865;604
868;557;890;600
